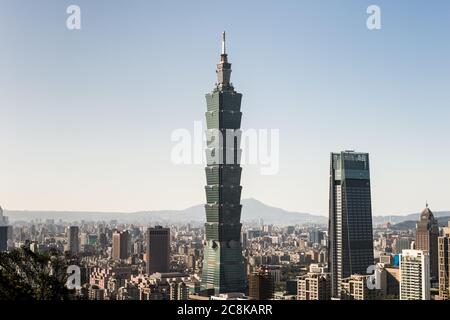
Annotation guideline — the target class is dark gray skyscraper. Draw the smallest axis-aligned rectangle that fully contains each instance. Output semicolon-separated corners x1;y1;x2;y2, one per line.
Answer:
0;206;8;252
328;151;374;298
68;226;79;254
201;32;246;295
146;226;170;275
0;226;7;252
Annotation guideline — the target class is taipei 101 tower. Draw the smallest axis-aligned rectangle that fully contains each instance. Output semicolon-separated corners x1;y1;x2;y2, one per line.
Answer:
200;32;246;295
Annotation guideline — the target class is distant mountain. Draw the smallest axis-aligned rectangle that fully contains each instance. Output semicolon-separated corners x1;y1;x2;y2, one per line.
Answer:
5;198;327;225
373;211;450;225
146;198;327;225
241;198;327;224
390;216;450;231
5;200;450;227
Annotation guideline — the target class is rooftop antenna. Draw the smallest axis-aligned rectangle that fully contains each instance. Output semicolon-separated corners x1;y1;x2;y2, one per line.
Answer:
221;31;226;55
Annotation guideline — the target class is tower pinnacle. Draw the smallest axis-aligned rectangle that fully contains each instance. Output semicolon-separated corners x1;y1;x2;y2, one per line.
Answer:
221;31;226;55
216;32;232;88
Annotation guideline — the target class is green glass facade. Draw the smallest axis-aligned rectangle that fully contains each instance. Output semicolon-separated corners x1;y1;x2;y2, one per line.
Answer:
200;36;246;295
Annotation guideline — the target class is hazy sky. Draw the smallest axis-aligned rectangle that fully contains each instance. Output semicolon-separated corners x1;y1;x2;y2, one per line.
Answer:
1;0;449;215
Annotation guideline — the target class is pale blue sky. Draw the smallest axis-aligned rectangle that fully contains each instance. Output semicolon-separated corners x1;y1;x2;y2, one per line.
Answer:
0;0;449;215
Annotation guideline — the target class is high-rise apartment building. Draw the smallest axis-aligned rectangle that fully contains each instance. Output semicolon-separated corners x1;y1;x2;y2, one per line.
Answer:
112;230;129;261
297;273;331;300
340;274;384;300
248;267;274;300
328;151;374;298
438;222;450;300
415;204;439;279
80;232;88;247
169;281;188;300
146;226;170;275
399;249;430;300
201;32;246;295
68;226;79;254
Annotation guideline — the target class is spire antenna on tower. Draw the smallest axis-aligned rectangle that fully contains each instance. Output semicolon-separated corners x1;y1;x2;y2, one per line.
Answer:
221;31;226;55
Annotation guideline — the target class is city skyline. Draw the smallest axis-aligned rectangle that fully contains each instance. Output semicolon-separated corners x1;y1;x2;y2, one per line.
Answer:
1;1;450;216
1;1;450;308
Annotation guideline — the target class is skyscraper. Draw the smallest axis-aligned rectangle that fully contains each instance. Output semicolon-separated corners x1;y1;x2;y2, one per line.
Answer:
0;226;7;252
112;230;129;261
248;267;274;300
400;249;430;300
415;204;439;279
98;233;107;249
201;32;246;295
438;222;450;300
297;273;331;300
0;206;11;251
328;151;374;298
146;226;170;275
68;226;79;254
0;206;8;226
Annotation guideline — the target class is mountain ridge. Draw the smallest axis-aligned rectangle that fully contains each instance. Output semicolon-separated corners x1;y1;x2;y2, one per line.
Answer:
4;198;450;226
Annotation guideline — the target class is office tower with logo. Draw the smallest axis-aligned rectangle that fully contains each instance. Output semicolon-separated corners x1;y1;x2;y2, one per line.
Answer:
146;226;170;275
328;151;374;298
201;32;246;295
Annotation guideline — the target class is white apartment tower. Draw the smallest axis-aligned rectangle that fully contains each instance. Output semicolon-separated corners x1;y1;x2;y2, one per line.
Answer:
400;249;430;300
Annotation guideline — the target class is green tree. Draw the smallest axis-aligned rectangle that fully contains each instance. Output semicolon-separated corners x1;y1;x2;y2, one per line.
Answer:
0;247;74;300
